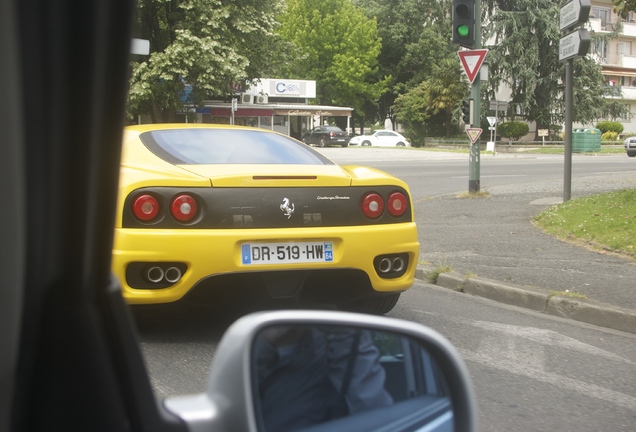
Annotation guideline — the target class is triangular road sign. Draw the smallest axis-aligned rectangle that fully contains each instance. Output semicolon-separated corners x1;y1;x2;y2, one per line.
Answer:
458;49;488;83
466;128;483;143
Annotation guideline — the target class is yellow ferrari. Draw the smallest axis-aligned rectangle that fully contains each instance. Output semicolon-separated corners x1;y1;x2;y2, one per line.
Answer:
112;124;419;314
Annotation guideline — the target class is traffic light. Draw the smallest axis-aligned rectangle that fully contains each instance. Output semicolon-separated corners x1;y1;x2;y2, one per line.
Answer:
453;0;475;48
462;99;472;125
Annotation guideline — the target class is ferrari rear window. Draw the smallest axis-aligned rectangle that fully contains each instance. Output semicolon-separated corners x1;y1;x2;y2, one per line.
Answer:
140;129;333;165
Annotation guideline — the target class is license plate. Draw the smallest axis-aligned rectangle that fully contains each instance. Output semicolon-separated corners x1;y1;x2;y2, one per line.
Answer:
241;241;334;265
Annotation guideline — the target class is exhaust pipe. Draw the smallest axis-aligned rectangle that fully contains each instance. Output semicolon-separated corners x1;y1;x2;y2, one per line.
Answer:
146;266;165;283
392;256;406;273
378;257;392;274
164;266;182;284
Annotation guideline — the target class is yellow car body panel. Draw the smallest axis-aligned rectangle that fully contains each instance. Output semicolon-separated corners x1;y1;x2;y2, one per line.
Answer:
113;223;419;304
112;124;420;307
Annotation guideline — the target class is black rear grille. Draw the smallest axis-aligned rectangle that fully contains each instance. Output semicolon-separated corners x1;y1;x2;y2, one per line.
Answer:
123;186;412;228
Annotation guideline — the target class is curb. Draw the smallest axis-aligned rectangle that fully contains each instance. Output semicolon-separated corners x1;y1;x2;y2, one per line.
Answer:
415;265;636;335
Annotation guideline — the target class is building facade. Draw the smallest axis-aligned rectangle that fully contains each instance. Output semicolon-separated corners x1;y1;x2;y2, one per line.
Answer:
190;78;352;141
588;0;636;132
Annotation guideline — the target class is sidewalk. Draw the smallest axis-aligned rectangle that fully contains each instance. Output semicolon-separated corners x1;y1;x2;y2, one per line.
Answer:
414;174;636;335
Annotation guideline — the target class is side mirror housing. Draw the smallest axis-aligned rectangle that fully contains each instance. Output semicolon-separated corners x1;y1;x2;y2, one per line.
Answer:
164;310;478;432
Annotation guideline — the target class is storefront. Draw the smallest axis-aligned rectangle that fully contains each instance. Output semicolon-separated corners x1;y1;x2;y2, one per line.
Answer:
195;104;352;140
191;79;352;140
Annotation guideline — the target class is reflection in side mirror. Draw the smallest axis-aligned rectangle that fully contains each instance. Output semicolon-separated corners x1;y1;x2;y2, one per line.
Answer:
253;325;452;432
163;311;477;432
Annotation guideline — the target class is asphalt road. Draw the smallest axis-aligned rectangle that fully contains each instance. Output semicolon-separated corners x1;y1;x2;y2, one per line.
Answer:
392;281;636;432
320;148;636;311
134;147;636;430
135;280;636;432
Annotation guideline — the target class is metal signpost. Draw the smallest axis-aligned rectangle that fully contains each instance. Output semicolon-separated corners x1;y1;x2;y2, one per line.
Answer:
489;100;508;145
559;0;591;202
559;29;591;62
231;98;237;125
453;0;483;193
560;0;591;30
487;116;497;146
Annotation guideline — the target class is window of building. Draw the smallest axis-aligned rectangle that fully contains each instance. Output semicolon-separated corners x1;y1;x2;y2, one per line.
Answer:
617;42;632;56
593;40;609;63
235;117;258;128
259;116;272;129
592;7;610;25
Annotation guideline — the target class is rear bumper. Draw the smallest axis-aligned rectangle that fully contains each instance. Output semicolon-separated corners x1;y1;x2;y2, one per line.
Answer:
112;223;420;304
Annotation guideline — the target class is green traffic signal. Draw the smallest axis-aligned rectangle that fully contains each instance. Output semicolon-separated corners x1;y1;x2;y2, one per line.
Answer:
456;24;470;37
452;0;475;48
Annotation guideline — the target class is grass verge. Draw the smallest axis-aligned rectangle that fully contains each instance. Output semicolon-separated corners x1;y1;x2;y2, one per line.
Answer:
457;191;490;198
548;291;588;300
428;263;453;284
534;189;636;259
524;147;625;155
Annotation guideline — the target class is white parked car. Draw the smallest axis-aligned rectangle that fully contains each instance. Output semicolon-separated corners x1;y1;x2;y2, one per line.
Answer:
624;136;636;157
349;130;411;147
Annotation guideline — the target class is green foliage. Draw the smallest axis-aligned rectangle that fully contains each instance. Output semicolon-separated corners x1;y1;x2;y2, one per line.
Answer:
482;1;628;130
394;58;468;140
596;121;624;134
534;189;636;258
601;131;619;141
612;0;636;19
497;121;529;141
353;0;456;122
128;0;284;122
277;0;387;112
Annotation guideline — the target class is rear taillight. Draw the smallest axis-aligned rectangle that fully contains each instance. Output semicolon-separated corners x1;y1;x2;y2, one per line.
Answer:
387;192;408;217
362;193;384;218
133;194;159;221
330;132;336;137
171;194;198;222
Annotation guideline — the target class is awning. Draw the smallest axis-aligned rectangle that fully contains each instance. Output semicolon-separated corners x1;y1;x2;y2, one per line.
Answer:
202;102;352;117
601;68;636;77
211;108;274;117
273;108;351;117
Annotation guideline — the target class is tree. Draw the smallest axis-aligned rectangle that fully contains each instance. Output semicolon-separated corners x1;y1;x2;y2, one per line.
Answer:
353;0;456;124
278;0;387;121
612;0;636;18
483;1;630;138
128;0;284;122
497;121;530;141
394;58;469;139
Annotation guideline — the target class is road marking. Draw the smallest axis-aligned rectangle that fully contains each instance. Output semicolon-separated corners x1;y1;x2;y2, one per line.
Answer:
472;321;634;364
458;321;636;409
461;347;636;409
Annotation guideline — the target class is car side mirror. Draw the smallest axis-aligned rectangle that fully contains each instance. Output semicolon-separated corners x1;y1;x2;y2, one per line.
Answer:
164;311;478;432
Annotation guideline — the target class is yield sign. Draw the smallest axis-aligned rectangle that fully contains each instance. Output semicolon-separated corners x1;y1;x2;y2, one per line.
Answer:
458;49;488;83
466;128;483;143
